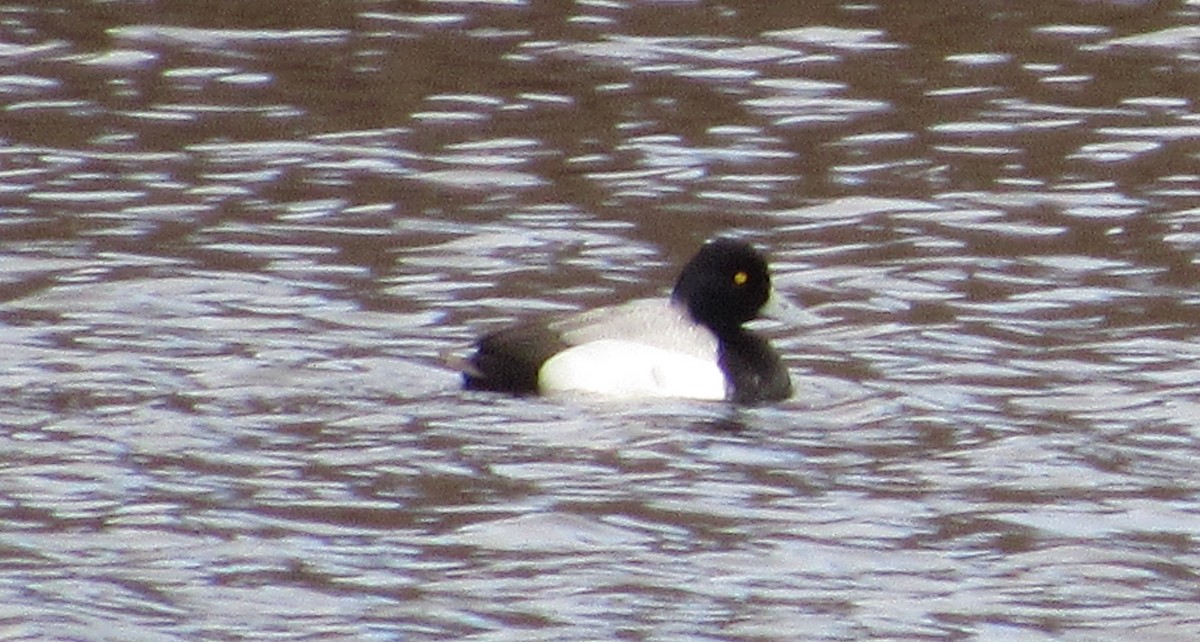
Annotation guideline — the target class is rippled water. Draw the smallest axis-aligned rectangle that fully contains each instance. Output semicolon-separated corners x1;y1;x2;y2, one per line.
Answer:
3;1;1200;640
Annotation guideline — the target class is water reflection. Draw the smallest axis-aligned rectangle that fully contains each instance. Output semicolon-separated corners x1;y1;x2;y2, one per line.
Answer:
2;0;1199;640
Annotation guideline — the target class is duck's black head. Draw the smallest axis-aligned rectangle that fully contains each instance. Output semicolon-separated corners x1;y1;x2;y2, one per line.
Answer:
671;238;772;332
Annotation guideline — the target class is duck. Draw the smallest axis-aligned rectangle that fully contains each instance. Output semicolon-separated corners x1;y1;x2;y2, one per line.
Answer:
462;238;809;404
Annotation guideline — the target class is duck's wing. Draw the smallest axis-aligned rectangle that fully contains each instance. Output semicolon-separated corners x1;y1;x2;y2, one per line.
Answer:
550;299;718;361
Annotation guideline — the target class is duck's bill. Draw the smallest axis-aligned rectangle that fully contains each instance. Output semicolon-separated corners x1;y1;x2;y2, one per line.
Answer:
759;289;827;327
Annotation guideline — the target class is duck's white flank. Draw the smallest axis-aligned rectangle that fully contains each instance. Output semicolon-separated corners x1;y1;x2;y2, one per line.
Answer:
538;339;727;400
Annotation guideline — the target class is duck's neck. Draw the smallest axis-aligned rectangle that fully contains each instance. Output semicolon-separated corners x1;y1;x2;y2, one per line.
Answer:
672;293;741;335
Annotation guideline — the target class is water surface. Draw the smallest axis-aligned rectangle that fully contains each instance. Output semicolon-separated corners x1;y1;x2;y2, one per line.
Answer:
2;1;1200;640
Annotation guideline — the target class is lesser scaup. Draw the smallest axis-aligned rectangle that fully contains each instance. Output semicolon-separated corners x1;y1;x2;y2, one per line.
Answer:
463;238;807;404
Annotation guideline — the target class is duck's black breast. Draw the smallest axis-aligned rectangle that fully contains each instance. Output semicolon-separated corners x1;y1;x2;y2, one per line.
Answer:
717;331;793;404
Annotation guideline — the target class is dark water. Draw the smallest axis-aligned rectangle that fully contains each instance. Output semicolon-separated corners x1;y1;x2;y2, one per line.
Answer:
3;0;1200;639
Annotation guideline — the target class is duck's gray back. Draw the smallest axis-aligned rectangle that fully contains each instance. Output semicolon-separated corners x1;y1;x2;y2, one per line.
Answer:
549;299;719;362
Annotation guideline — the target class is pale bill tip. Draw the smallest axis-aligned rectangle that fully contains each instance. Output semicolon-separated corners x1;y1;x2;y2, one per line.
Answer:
760;289;827;327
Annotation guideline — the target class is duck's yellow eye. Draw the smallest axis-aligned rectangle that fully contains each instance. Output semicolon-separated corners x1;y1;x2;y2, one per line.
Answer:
733;271;749;286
